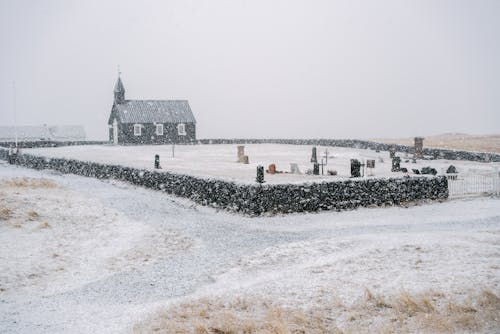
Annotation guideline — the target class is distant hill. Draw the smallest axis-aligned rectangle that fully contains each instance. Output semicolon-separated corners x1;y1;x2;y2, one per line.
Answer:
372;133;500;154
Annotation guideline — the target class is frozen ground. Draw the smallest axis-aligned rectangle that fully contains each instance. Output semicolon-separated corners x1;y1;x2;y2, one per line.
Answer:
23;144;500;184
0;161;499;333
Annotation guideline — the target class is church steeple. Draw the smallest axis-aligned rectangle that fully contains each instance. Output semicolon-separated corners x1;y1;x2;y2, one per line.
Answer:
114;72;125;105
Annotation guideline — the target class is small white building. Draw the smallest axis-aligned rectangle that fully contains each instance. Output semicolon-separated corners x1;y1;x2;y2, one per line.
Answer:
0;125;86;142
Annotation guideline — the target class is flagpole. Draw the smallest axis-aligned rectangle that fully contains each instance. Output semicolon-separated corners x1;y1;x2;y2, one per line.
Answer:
12;81;18;149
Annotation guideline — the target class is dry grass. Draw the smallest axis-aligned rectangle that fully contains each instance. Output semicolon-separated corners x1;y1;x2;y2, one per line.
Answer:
38;221;51;229
0;177;59;189
0;206;13;220
28;210;40;220
134;289;500;334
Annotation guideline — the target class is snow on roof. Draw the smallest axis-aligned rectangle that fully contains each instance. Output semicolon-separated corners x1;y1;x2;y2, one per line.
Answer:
115;100;196;124
0;126;51;141
48;126;86;140
0;125;86;142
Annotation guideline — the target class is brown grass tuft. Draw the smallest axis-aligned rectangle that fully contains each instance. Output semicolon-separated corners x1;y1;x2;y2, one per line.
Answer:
28;210;40;220
0;177;58;189
0;206;13;220
38;221;51;229
134;289;500;334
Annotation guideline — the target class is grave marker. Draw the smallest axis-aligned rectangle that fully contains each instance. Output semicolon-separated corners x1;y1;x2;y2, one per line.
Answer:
237;145;245;162
311;147;317;163
154;154;161;169
350;159;361;177
391;156;401;172
290;163;301;174
256;166;265;183
414;137;424;159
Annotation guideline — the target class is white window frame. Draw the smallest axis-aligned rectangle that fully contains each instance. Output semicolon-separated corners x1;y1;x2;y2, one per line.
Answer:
177;123;186;136
133;124;142;136
156;124;164;136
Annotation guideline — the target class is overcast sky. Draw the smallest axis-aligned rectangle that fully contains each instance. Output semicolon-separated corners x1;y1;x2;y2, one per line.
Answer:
0;0;499;140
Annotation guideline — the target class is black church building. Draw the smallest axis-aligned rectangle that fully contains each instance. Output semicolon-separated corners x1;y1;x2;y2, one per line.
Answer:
108;76;196;144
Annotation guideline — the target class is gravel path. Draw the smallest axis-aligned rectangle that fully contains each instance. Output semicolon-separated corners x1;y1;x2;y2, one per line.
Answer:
1;162;499;333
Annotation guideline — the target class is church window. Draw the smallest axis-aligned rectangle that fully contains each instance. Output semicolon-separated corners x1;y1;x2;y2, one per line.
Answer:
156;124;164;136
177;123;186;136
134;124;142;136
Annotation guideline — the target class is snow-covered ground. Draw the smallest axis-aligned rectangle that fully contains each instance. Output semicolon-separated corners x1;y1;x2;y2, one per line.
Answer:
0;161;499;333
23;144;500;184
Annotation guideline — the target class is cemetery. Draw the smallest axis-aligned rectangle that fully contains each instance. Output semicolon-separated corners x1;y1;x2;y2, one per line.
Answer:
17;141;499;184
1;138;499;214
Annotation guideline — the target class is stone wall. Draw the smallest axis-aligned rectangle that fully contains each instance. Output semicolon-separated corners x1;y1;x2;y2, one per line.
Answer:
0;148;448;215
1;138;498;162
197;139;500;162
0;141;108;149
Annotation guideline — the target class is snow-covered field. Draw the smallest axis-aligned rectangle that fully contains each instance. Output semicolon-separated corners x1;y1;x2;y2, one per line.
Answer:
23;144;500;184
1;161;499;333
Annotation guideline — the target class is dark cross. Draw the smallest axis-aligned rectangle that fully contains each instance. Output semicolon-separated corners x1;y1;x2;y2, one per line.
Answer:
319;158;326;175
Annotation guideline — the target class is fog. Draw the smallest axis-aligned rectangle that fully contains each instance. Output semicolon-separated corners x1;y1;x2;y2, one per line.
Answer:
1;0;499;140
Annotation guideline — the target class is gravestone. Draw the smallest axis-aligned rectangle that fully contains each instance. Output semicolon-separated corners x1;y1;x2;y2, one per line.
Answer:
414;137;424;159
389;145;396;159
446;165;457;174
350;159;361;177
391;156;401;172
421;166;437;175
311;147;317;163
290;163;301;174
366;159;375;176
268;164;276;174
256;166;265;183
313;163;320;175
237;145;245;162
154;154;161;169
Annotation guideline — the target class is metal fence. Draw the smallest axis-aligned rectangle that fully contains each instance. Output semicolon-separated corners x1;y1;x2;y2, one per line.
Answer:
447;168;500;198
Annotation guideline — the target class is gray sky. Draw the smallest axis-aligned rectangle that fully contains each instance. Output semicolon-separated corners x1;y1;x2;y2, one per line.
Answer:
0;0;499;140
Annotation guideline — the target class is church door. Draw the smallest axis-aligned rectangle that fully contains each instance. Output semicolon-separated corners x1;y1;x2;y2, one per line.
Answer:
113;119;118;144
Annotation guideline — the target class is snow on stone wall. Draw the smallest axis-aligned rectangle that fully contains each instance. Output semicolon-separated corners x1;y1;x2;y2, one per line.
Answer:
0;148;448;215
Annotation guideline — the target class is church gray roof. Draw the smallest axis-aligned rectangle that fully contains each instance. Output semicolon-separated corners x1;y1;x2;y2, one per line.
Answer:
115;100;196;124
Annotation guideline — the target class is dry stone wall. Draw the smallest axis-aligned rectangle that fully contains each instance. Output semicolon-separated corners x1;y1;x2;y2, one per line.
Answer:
1;139;497;162
0;148;448;215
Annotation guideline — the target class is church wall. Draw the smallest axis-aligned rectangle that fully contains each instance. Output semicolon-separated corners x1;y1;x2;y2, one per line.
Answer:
118;122;196;144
